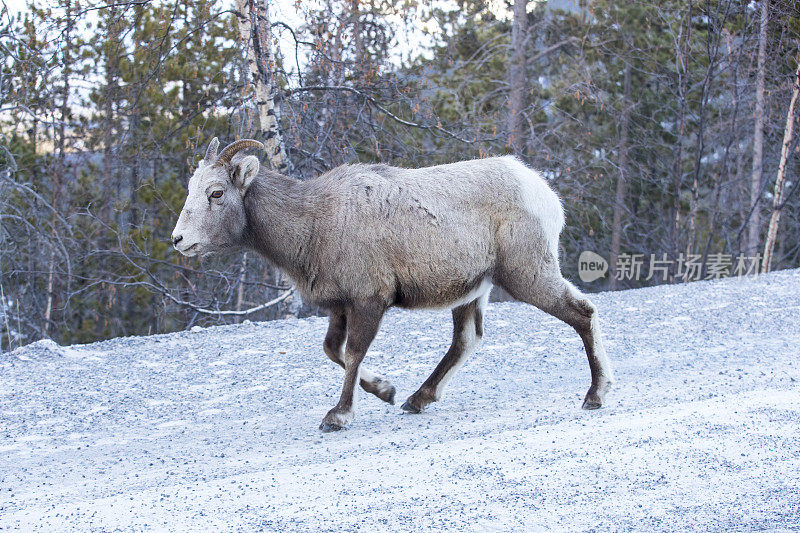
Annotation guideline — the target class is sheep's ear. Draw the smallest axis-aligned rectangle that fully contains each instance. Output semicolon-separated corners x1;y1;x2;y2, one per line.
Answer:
231;155;260;191
203;137;219;165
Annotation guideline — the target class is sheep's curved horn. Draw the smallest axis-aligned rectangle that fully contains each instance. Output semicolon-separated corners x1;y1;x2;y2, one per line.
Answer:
203;137;220;164
214;139;264;166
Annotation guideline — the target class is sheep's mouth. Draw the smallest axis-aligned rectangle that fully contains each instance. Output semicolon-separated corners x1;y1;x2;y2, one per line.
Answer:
177;243;199;256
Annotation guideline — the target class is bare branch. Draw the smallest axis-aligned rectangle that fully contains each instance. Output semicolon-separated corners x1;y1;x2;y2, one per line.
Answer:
159;287;295;317
283;85;494;144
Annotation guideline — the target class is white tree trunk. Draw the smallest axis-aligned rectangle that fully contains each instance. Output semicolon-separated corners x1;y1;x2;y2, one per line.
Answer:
234;0;292;174
235;252;248;321
761;55;800;273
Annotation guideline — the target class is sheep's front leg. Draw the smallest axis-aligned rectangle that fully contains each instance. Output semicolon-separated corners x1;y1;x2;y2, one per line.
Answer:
320;303;385;432
324;310;396;405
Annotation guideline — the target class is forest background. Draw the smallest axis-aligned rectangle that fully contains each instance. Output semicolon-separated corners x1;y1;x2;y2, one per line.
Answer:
1;0;798;349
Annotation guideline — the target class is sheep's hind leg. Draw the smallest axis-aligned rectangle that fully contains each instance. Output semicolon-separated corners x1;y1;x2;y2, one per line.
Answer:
402;294;486;413
500;265;614;409
324;310;396;405
320;303;385;432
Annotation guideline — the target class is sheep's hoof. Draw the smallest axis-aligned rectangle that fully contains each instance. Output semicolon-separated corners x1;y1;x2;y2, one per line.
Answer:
319;422;344;432
368;379;396;405
400;400;422;414
385;386;396;406
581;390;603;410
581;399;602;410
582;380;612;410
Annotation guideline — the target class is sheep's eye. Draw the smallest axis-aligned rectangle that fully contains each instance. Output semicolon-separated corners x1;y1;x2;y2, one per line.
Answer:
210;190;223;199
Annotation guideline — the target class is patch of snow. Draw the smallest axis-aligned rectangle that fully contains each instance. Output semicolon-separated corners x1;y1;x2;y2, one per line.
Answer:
1;269;800;530
8;338;64;360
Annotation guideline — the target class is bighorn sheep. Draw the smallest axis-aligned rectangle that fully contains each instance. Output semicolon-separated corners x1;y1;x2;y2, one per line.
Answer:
172;138;614;432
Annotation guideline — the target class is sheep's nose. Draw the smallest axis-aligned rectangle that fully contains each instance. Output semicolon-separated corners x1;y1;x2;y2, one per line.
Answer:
172;235;183;247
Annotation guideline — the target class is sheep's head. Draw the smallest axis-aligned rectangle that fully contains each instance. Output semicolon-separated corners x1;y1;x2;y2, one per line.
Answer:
171;138;263;257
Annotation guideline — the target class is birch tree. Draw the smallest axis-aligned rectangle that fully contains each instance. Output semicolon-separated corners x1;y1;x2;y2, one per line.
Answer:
234;0;292;174
762;53;800;273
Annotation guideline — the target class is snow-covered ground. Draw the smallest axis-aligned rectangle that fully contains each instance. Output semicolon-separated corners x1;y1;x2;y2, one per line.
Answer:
1;270;799;531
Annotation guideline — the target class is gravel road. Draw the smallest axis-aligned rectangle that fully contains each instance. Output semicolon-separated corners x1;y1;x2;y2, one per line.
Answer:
1;269;799;531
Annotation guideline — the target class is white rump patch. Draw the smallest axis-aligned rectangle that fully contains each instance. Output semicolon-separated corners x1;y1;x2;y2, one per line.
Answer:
502;156;565;260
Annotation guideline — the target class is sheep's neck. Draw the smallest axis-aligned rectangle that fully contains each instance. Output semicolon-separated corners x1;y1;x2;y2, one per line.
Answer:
242;171;311;280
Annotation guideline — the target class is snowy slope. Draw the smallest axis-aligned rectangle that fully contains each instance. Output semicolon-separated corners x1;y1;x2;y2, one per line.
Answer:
1;270;799;531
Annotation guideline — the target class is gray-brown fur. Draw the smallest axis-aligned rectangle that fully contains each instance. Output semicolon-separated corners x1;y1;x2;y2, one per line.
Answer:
171;138;615;432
